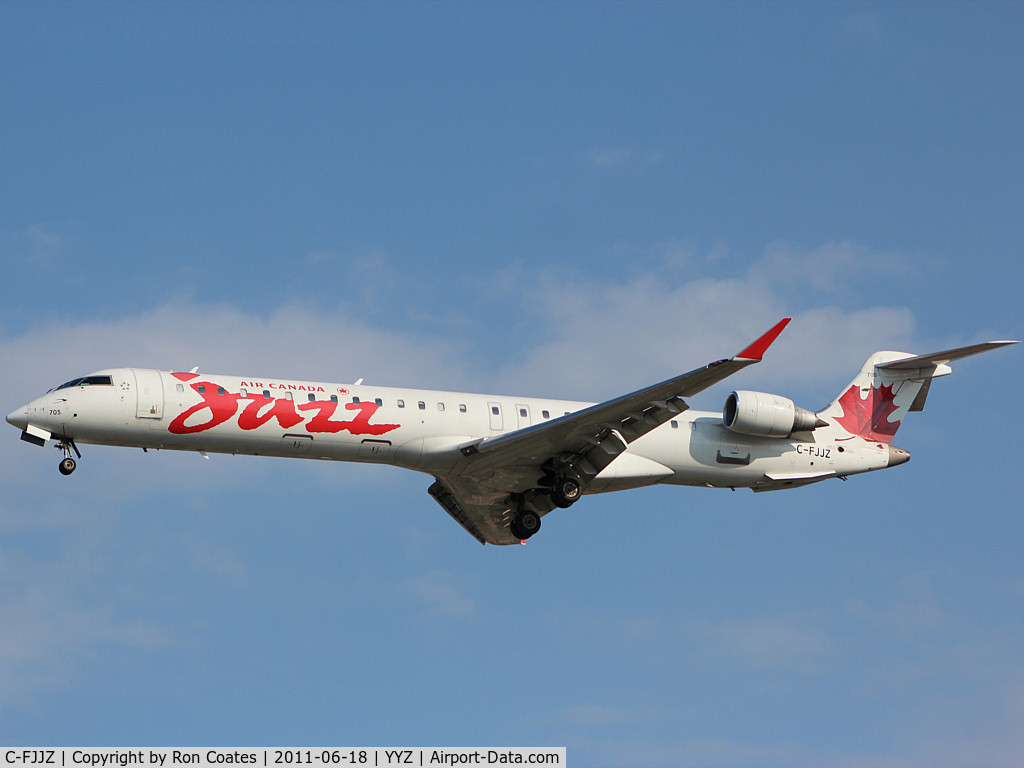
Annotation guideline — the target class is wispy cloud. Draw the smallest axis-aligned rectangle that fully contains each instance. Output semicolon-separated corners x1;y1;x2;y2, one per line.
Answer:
841;13;883;44
1;223;66;267
399;570;475;617
486;242;922;401
583;144;666;171
689;613;835;673
0;543;169;707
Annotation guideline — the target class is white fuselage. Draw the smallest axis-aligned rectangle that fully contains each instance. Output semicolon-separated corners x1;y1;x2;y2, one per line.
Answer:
9;367;895;493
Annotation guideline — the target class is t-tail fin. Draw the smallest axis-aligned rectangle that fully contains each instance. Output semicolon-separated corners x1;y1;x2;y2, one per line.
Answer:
816;340;1019;443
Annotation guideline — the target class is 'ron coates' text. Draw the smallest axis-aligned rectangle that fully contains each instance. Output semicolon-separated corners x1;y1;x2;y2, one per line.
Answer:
167;373;399;437
49;752;255;767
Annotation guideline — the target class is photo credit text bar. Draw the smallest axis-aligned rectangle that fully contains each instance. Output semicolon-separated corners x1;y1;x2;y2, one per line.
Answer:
1;750;565;768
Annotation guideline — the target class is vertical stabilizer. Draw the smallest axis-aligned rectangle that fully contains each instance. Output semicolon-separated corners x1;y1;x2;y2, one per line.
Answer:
816;351;928;443
816;340;1018;443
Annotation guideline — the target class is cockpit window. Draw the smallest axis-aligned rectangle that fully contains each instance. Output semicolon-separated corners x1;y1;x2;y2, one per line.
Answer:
56;375;114;390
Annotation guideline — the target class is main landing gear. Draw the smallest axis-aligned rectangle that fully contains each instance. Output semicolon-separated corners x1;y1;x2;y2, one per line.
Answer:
509;473;582;541
56;438;81;475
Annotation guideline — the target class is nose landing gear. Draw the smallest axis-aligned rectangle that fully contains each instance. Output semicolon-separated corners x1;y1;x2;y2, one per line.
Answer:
56;438;81;476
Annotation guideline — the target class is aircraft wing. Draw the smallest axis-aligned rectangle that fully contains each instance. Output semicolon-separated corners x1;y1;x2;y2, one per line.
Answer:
429;319;791;544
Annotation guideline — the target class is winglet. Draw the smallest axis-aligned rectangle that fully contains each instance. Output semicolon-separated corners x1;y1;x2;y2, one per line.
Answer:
735;318;791;361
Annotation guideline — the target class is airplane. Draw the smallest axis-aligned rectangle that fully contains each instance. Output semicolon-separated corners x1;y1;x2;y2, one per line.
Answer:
5;319;1018;545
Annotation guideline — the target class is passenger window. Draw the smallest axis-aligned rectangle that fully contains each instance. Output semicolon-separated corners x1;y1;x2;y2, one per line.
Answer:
217;387;225;395
285;392;293;401
331;395;338;404
542;410;550;419
459;404;467;413
308;393;316;402
263;390;271;399
418;401;426;410
176;383;184;393
438;403;445;412
240;388;248;398
491;406;499;415
519;408;527;418
352;396;360;404
671;420;679;429
197;385;206;395
375;398;382;406
397;399;405;408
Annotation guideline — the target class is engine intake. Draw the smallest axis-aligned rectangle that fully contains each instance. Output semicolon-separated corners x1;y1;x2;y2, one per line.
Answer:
723;390;824;438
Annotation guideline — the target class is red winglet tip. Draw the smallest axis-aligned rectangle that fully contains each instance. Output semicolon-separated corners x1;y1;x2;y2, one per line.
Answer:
736;318;791;361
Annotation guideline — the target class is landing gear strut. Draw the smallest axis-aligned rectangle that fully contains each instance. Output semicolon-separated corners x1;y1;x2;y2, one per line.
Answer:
56;438;80;476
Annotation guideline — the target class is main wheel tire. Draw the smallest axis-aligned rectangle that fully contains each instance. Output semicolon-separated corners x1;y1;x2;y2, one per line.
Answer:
59;457;77;476
551;476;581;508
510;511;541;540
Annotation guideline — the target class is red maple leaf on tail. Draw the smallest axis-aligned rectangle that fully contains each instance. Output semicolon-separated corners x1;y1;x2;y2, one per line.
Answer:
834;383;901;443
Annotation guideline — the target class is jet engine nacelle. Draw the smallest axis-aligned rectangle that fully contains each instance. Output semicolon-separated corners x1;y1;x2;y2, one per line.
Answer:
723;390;823;438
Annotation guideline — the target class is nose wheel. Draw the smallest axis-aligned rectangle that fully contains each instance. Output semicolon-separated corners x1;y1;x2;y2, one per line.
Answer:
56;438;81;476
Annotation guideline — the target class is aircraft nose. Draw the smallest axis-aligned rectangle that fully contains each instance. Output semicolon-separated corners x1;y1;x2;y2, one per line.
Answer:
887;445;911;467
6;404;30;430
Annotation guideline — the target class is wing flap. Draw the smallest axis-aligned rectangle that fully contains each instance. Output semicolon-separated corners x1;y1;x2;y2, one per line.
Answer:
428;477;521;545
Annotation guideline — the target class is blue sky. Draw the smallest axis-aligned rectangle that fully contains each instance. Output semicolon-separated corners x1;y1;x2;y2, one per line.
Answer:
2;2;1023;765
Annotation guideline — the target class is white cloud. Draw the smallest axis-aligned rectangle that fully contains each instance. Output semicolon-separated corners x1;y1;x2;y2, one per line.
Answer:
0;240;929;409
399;570;475;617
487;242;921;402
0;241;934;506
0;300;474;403
751;240;916;295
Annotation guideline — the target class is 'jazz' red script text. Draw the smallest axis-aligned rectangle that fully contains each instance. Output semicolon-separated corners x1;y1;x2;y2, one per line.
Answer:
167;373;400;437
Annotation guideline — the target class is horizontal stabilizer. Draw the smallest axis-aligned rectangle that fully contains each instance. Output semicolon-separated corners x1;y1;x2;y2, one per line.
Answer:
877;340;1019;370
